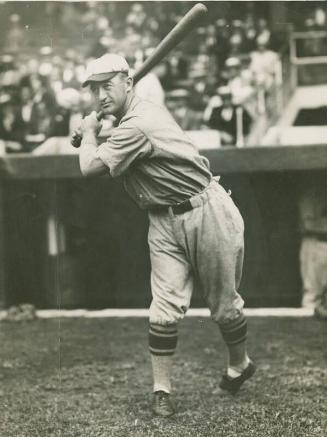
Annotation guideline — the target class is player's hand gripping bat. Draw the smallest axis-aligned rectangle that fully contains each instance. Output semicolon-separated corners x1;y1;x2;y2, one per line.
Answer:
71;3;208;148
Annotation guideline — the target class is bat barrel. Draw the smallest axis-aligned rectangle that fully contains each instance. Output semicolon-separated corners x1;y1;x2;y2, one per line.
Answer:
133;3;207;85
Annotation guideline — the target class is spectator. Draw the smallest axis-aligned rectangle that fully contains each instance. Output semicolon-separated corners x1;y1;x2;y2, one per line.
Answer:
166;50;189;87
62;57;80;89
215;18;230;70
19;83;34;125
135;71;165;107
165;88;203;130
27;73;56;109
314;6;327;29
228;33;245;59
244;26;257;53
15;81;36;147
0;55;20;97
232;19;243;33
126;3;147;31
250;33;281;91
239;54;254;87
38;46;54;77
0;94;25;153
25;58;40;76
90;29;116;58
49;62;65;94
243;13;257;53
0;2;279;152
207;86;252;146
54;88;84;136
256;17;271;43
206;24;218;56
304;18;324;56
16;74;58;148
126;48;165;107
188;70;211;111
0;54;15;74
203;86;224;125
225;57;254;104
299;180;327;319
29;100;55;141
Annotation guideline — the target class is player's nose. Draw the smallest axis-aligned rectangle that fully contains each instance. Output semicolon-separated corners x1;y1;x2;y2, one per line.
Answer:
99;86;107;101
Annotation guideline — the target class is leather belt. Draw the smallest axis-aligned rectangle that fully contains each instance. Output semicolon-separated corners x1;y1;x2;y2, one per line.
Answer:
171;199;193;215
150;199;193;215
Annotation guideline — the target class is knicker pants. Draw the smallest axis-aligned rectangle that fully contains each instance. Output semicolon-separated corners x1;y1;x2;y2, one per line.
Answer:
148;179;245;326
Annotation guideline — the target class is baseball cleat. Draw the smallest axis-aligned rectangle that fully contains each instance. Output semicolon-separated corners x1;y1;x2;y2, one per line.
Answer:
219;360;256;395
152;391;175;417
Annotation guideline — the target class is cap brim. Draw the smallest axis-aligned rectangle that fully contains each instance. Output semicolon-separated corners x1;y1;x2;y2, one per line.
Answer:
82;71;127;87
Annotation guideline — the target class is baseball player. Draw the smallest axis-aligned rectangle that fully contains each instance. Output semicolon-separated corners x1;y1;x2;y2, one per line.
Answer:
77;54;255;417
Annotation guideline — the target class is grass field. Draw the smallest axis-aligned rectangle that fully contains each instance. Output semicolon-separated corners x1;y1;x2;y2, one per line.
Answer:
0;316;326;437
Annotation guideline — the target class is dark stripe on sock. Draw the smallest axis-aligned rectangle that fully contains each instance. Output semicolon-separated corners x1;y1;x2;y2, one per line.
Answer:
226;335;248;345
220;318;247;345
149;323;178;333
149;324;178;356
149;325;178;336
220;315;246;333
149;332;178;350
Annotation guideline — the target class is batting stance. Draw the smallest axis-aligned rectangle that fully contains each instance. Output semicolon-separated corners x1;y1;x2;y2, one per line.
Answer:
77;53;255;417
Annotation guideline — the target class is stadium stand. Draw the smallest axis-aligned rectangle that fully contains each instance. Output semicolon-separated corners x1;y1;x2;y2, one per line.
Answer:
0;1;288;153
1;2;327;313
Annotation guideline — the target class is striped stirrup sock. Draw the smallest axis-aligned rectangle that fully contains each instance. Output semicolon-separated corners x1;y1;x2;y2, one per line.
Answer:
149;324;178;393
219;315;247;345
149;324;178;356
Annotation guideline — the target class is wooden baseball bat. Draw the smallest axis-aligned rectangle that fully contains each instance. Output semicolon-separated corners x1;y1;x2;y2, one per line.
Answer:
71;3;207;148
133;3;208;84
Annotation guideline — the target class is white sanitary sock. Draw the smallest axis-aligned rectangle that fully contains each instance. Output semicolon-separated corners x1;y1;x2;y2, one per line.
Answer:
151;354;173;393
227;356;250;379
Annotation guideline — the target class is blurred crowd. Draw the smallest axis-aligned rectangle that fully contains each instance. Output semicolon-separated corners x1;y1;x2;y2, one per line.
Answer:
0;1;285;152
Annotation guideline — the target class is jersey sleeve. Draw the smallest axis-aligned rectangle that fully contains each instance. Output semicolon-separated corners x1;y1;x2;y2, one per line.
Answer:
95;123;151;177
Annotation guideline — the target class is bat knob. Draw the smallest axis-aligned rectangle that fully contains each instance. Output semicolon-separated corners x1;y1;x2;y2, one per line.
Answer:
71;131;82;148
71;111;103;148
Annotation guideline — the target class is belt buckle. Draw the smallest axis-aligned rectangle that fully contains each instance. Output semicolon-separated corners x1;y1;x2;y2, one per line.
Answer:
172;199;193;215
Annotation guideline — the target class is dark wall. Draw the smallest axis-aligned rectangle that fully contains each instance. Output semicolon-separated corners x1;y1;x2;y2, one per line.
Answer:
4;170;312;309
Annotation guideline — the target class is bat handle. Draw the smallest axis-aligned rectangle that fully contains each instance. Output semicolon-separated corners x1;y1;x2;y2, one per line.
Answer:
70;111;104;148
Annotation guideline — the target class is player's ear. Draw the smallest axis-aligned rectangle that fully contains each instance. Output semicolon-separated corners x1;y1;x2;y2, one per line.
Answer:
126;76;134;93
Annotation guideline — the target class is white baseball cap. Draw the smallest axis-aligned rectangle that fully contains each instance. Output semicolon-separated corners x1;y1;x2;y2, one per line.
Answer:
82;54;130;87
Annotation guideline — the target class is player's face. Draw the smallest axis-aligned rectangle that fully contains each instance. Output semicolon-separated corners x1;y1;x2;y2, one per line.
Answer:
90;73;131;117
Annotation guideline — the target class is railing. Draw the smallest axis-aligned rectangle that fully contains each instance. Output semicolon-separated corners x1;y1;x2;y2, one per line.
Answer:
1;144;327;179
289;29;327;86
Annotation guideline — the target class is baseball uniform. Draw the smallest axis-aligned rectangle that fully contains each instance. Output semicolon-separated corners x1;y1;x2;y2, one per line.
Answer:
93;95;246;333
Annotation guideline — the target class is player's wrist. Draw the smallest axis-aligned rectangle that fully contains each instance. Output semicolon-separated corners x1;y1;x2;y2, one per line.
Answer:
82;131;98;147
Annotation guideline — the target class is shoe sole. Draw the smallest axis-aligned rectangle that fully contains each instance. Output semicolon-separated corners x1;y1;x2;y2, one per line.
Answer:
152;407;175;418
